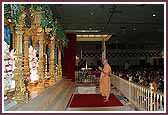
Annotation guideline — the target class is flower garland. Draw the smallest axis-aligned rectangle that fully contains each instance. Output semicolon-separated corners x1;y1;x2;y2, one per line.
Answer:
4;4;11;20
10;4;21;24
4;4;69;48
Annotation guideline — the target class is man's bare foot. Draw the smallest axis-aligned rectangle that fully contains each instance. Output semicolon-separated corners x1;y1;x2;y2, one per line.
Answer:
104;99;109;102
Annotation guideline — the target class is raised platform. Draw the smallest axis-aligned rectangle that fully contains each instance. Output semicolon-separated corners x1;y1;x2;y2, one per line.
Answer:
4;80;136;111
4;79;75;111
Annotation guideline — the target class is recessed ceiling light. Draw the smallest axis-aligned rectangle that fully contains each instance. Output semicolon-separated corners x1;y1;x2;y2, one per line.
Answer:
152;13;156;17
133;28;136;31
90;12;94;15
65;30;101;33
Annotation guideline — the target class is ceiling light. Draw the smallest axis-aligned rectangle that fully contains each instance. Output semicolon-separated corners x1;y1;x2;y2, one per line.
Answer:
76;34;112;41
65;30;101;33
88;35;94;37
90;12;94;15
152;13;156;17
133;28;136;31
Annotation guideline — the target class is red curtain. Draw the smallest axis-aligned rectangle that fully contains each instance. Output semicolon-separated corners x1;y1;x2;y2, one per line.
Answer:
63;33;76;81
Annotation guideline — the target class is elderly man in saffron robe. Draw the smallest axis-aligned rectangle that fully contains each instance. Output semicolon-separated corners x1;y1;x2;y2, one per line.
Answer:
99;59;112;102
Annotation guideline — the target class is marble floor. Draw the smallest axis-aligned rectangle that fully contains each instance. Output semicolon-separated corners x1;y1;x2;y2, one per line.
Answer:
4;79;136;112
4;79;75;111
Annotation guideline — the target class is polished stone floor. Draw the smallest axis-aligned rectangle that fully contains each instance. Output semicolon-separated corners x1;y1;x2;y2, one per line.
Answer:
4;79;136;112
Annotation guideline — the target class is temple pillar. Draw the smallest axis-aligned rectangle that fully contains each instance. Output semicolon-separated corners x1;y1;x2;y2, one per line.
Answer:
35;11;45;88
31;22;37;49
57;45;62;80
37;29;45;88
12;22;26;103
49;36;56;84
43;41;48;78
24;29;30;77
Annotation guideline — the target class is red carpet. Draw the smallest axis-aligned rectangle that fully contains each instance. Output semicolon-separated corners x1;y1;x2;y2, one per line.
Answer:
67;94;123;108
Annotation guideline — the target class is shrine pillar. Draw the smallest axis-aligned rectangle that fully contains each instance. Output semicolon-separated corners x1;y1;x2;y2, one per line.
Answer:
37;29;45;88
24;29;30;76
57;45;62;80
35;11;45;88
49;36;56;84
12;13;26;103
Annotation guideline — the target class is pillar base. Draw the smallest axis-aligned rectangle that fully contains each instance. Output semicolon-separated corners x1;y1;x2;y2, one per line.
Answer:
36;82;45;89
28;82;36;87
13;93;25;104
49;77;56;85
56;76;62;80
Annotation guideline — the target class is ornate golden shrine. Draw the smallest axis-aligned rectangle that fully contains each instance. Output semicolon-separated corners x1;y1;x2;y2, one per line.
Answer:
4;4;66;104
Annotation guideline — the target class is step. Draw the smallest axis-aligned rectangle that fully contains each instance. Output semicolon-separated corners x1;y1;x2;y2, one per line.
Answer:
5;79;74;111
66;105;136;111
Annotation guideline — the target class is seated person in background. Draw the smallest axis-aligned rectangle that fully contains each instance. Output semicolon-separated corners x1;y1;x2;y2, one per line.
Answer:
142;80;149;87
149;79;159;91
158;78;164;92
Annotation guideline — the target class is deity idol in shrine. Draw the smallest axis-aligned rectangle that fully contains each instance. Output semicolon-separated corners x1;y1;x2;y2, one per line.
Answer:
29;46;39;83
4;42;15;94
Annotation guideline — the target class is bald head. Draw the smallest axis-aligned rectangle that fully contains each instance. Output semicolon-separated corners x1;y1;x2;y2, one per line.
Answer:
102;59;108;65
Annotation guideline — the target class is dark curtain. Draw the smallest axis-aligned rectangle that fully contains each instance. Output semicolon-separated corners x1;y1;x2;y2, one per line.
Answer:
63;33;76;81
